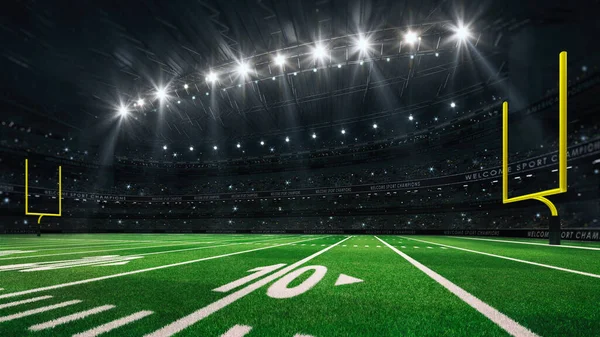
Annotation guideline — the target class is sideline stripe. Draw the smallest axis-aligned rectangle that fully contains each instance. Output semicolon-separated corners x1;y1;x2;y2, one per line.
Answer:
29;304;116;331
375;236;538;337
72;310;153;337
221;324;253;337
0;300;82;322
448;236;600;251
0;295;53;309
144;236;351;337
402;237;600;279
0;236;330;300
0;236;296;261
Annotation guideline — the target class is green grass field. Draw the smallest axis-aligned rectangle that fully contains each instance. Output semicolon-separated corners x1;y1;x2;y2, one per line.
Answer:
0;234;599;337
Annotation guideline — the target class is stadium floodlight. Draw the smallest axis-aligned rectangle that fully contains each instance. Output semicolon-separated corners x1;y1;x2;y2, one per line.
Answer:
237;62;251;76
408;115;414;121
404;31;418;44
434;117;438;121
312;133;317;139
236;143;241;148
313;44;326;60
435;52;439;57
163;145;167;150
184;84;189;89
270;147;274;152
155;87;167;100
173;152;178;157
189;146;194;151
260;140;265;146
285;136;290;143
454;25;471;41
206;72;218;83
274;54;285;66
450;102;456;108
372;123;378;129
357;36;369;52
341;129;346;135
137;98;144;106
118;106;128;117
213;145;218;150
337;64;342;68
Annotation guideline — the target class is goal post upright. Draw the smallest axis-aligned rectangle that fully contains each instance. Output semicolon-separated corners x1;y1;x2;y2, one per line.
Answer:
502;51;568;245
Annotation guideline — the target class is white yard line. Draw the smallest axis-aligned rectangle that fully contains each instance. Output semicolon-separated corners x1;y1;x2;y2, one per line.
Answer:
72;310;153;337
0;236;295;261
143;236;350;337
0;295;53;309
1;236;275;246
0;300;82;322
0;241;148;250
375;236;538;337
0;236;330;300
29;304;116;331
221;324;253;337
447;236;600;251
401;237;600;279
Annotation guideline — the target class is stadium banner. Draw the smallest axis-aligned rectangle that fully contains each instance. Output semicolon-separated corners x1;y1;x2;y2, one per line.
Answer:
2;138;598;202
301;229;600;241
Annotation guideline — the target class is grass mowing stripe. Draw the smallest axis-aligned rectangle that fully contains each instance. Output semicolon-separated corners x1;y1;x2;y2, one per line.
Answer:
375;236;538;337
72;310;154;337
0;300;82;323
28;305;116;331
0;296;53;310
143;236;351;337
0;235;288;261
221;324;252;337
0;236;328;300
402;237;600;279
448;236;600;251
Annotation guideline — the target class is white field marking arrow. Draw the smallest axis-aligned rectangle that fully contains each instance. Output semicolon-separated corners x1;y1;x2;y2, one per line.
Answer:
334;274;363;286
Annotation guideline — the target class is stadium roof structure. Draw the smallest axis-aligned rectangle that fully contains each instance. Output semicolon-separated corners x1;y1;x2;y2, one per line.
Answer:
0;0;590;149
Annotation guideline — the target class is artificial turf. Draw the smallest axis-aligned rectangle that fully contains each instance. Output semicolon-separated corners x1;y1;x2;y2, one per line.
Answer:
0;234;598;336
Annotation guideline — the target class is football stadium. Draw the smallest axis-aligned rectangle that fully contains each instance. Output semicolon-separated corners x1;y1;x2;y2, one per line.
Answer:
1;0;599;336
